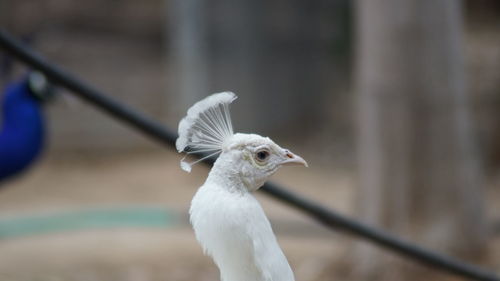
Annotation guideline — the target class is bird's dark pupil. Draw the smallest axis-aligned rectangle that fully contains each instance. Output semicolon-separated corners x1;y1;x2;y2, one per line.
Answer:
257;151;268;160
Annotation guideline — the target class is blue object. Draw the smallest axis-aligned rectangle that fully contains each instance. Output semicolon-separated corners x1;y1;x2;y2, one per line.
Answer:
0;77;45;182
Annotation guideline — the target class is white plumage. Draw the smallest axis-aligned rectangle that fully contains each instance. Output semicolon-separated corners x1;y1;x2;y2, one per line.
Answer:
177;92;307;281
176;91;236;172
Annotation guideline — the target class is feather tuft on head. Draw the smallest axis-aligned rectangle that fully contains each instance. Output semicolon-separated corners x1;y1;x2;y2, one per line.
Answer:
176;92;237;172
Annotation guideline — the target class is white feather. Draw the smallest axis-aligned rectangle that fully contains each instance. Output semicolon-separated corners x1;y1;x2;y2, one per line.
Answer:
178;93;300;281
176;92;237;172
190;157;295;281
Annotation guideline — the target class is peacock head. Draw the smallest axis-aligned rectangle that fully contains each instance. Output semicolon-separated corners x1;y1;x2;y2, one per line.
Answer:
176;92;307;188
27;72;56;103
218;132;307;189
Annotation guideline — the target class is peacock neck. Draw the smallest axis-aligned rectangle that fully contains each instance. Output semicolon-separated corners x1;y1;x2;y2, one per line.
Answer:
0;81;45;181
206;165;249;194
206;152;263;193
2;82;42;131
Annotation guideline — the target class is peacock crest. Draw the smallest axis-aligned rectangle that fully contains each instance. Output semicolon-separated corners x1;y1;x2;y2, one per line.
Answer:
176;92;237;172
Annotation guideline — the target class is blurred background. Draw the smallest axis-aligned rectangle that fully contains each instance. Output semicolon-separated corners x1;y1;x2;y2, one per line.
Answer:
0;0;499;280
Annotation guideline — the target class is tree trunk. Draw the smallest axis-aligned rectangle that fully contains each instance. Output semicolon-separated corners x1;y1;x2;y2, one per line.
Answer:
355;0;487;279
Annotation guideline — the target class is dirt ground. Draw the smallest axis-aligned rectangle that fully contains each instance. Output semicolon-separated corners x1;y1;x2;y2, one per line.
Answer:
0;150;498;281
0;150;355;281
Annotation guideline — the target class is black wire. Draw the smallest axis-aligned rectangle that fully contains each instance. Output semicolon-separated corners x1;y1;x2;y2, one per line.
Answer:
0;29;498;281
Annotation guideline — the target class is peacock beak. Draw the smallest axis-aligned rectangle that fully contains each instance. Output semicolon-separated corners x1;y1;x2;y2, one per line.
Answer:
281;150;308;167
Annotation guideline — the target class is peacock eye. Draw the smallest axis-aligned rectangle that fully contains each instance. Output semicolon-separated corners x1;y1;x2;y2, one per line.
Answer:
255;150;270;162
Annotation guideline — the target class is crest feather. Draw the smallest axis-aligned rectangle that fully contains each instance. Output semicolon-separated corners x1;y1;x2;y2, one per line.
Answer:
176;92;237;172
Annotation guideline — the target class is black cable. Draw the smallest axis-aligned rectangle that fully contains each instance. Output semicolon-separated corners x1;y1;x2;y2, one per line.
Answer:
0;29;498;281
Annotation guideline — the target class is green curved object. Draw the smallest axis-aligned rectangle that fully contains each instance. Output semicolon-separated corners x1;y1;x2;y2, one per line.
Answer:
0;206;178;239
